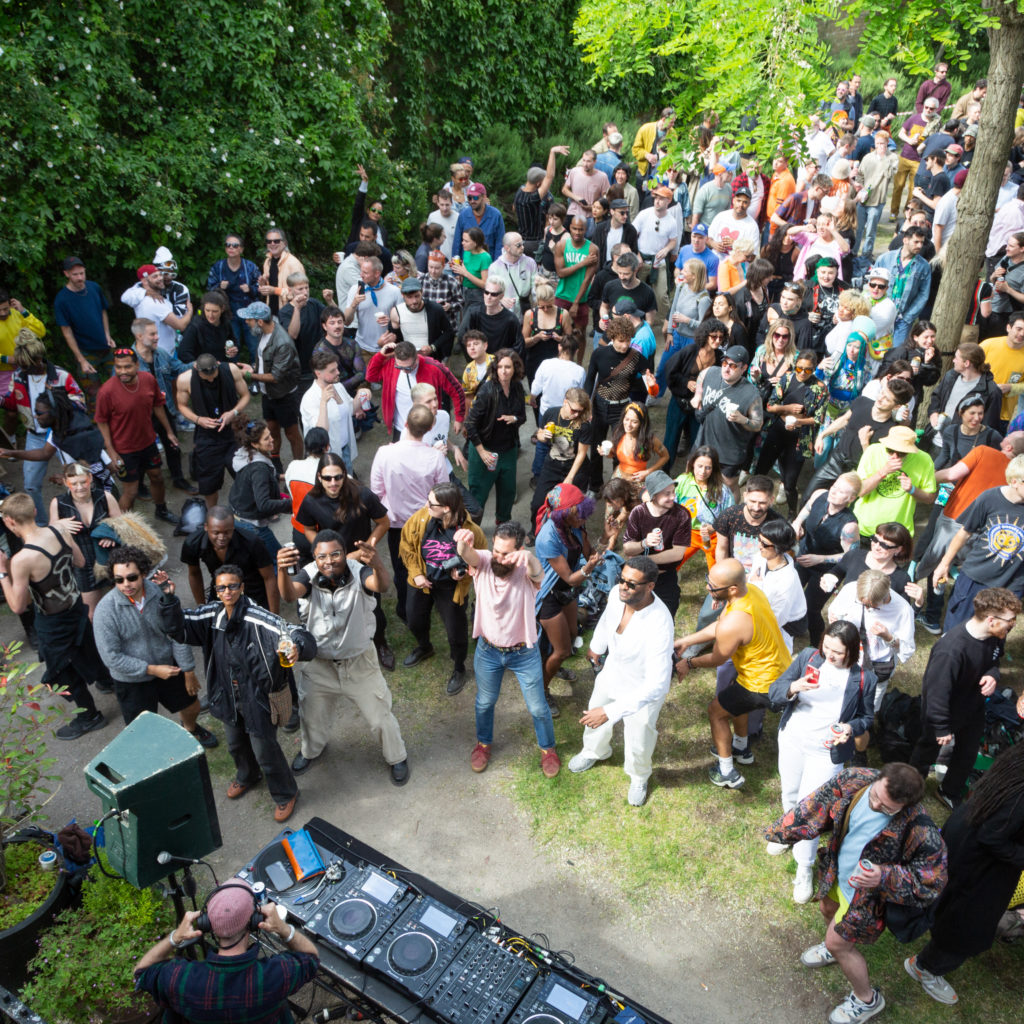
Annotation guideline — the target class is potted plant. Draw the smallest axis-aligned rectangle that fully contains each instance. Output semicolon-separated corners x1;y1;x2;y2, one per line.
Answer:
22;855;175;1023
0;641;75;989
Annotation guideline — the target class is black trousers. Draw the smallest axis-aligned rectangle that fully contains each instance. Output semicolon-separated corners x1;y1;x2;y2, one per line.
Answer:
798;562;832;647
406;583;468;670
909;712;986;804
152;415;184;481
755;421;804;504
223;718;296;805
387;527;408;624
588;396;629;491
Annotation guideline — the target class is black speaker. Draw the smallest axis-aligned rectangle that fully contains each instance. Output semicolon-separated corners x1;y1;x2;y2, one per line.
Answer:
84;712;222;887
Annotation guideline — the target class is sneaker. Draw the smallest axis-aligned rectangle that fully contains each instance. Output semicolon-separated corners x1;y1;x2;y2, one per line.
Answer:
849;749;868;767
828;988;884;1024
627;779;648;806
188;724;219;749
556;667;577;682
904;955;958;1004
708;764;745;788
546;698;560;719
765;841;790;856
710;744;754;765
800;941;837;968
793;864;814;904
154;505;180;524
916;615;942;636
470;743;491;773
273;794;298;823
55;710;106;741
568;753;601;773
936;788;956;811
540;748;561;778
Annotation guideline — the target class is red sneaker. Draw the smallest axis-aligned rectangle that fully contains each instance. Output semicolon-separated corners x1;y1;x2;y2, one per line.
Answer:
540;748;561;778
470;743;491;773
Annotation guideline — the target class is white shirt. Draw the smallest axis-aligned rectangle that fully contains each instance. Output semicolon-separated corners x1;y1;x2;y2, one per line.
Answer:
933;189;960;243
588;587;675;725
707;210;761;255
427;210;460;258
393;365;418;433
299;381;357;462
336;254;362;302
26;373;49;432
121;286;177;353
605;225;624;264
394;303;430;352
829;584;916;665
345;279;401;354
747;554;806;651
870;298;898;339
530;357;586;412
784;660;849;754
986;199;1024;258
633;208;679;258
422;408;454;474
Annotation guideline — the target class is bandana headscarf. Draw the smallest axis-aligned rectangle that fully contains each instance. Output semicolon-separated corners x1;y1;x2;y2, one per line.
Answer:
535;482;590;536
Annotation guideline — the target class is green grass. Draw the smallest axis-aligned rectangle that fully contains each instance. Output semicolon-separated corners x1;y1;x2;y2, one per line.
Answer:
500;560;1024;1024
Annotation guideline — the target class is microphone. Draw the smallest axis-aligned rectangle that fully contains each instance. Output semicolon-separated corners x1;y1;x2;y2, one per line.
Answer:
158;851;203;866
314;1007;352;1023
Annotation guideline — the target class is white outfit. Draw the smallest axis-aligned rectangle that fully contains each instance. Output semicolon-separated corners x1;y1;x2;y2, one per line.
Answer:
336;254;363;302
530;358;586;412
777;661;848;866
824;319;857;361
120;285;177;353
393;302;430;352
299;381;357;467
579;589;674;784
747;554;806;651
427;210;460;258
707;211;761;256
422;408;454;474
633;208;679;256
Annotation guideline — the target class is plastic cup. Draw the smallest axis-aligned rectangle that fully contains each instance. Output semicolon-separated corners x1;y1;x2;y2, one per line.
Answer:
598;440;612;456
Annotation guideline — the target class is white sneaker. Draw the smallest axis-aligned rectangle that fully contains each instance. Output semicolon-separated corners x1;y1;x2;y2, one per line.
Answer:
765;841;790;856
800;941;836;968
627;779;648;806
568;753;599;773
904;955;958;1004
828;988;885;1023
793;864;814;904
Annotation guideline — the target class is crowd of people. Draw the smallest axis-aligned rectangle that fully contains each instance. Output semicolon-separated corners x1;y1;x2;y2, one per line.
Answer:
3;64;1024;1024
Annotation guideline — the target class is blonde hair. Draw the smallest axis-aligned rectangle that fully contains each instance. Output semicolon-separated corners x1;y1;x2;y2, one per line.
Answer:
838;290;871;318
836;471;863;498
856;569;892;606
13;329;46;369
684;258;708;293
63;461;93;480
410;382;437;403
730;239;756;259
534;281;556;304
0;492;36;524
1007;454;1024;484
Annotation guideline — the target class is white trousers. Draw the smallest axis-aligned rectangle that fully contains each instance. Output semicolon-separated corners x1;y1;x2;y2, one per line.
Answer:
298;648;407;764
580;670;666;784
777;736;841;867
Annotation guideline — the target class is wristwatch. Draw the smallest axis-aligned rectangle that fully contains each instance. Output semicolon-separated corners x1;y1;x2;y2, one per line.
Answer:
0;572;8;581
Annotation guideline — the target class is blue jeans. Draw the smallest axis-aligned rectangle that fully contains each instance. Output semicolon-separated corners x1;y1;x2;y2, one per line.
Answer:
24;430;50;524
663;399;693;471
531;440;550;477
473;638;555;749
855;204;884;258
893;317;912;347
655;333;689;394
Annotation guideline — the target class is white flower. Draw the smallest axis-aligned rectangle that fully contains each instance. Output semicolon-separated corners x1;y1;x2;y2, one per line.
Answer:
47;161;53;168
209;127;215;134
273;138;281;145
287;24;294;32
85;63;91;71
140;210;147;216
164;224;172;232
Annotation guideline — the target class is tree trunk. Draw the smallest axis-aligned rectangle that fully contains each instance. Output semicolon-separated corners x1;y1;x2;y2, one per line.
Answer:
929;0;1024;364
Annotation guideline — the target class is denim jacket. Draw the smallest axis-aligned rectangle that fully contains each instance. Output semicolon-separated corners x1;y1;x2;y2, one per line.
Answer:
872;250;932;325
136;345;191;417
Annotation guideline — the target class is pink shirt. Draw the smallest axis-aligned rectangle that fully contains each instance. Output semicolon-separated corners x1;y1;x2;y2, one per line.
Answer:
369;438;448;527
792;230;845;281
564;167;610;220
471;550;539;647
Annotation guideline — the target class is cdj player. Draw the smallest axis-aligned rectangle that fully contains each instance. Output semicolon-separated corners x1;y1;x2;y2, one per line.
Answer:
505;975;606;1024
424;932;537;1024
364;895;472;1000
307;864;416;963
235;828;350;926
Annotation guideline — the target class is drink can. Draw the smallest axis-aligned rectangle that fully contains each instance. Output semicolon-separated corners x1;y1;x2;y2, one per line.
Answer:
281;541;299;577
356;388;373;411
806;664;820;686
825;722;844;748
650;528;664;552
858;858;874;874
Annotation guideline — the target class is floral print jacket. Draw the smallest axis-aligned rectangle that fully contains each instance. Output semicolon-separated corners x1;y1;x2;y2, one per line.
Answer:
764;767;947;944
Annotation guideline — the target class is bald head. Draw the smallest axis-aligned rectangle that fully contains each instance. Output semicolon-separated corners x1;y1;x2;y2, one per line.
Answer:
709;558;746;593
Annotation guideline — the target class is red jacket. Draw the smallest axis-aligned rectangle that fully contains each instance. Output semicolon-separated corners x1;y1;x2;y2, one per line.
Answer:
2;363;84;430
364;352;466;432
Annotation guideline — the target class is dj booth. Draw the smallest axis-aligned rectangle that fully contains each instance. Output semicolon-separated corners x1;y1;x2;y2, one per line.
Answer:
237;817;674;1024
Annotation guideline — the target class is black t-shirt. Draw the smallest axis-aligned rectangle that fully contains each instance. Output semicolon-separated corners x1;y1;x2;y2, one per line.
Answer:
921;622;1003;733
713;505;784;575
422;517;461;585
958;487;1024;589
181;530;273;607
540;407;593;466
295;487;388;550
466;307;523;356
600;279;656;315
833;546;913;604
278;299;326;374
800;491;857;557
835;397;899;467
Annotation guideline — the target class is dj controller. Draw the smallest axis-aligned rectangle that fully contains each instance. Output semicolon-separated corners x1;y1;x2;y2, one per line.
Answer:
233;818;674;1024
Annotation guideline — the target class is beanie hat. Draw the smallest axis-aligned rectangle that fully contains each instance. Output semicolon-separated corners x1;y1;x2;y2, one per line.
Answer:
208;881;256;940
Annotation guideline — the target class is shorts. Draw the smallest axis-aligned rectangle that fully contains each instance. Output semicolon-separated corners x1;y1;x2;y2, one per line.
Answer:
717;680;771;717
192;433;235;495
720;461;747;479
120;443;163;483
115;674;195;725
262;390;300;429
538;587;575;620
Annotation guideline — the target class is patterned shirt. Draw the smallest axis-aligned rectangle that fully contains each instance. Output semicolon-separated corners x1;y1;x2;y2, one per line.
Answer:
135;946;319;1023
420;273;463;329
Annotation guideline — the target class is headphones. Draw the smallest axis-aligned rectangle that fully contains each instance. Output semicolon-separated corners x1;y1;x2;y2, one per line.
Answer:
195;881;263;938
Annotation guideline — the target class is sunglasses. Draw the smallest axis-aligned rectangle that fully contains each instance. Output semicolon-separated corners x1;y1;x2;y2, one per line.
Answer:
225;242;242;249
795;365;815;374
113;348;134;358
484;290;503;296
616;574;648;590
883;447;906;456
320;473;344;482
706;575;731;593
265;238;283;244
773;331;791;340
867;281;886;290
215;582;242;593
370;206;383;214
113;573;141;584
871;536;898;550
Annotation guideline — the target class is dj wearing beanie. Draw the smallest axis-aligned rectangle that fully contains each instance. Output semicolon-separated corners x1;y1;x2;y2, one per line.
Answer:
134;878;318;1021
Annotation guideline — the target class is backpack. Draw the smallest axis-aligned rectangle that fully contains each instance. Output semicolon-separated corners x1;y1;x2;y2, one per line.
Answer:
875;687;922;763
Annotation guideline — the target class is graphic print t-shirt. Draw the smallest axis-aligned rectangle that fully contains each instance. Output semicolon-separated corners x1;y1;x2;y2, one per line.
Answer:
958;486;1024;589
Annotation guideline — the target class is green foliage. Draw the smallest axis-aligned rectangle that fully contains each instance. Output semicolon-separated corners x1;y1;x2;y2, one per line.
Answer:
1;643;71;851
22;856;175;1021
0;0;400;313
0;840;55;931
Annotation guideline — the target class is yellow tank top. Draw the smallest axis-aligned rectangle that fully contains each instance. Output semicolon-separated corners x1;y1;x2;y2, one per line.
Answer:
727;584;790;694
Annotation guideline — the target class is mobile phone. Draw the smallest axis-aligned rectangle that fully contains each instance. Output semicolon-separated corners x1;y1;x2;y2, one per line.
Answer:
358;282;366;294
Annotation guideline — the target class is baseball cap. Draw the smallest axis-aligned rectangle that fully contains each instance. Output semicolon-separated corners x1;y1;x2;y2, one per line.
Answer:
954;169;969;188
136;264;159;281
945;143;964;155
860;115;876;130
691;223;709;237
866;266;891;283
237;301;272;320
712;163;727;175
723;345;750;365
613;297;642;317
61;256;84;271
207;880;257;940
644;470;675;498
401;277;423;293
466;183;487;198
831;159;851;180
652;185;674;198
733;185;752;198
964;124;979;137
609;198;629;210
